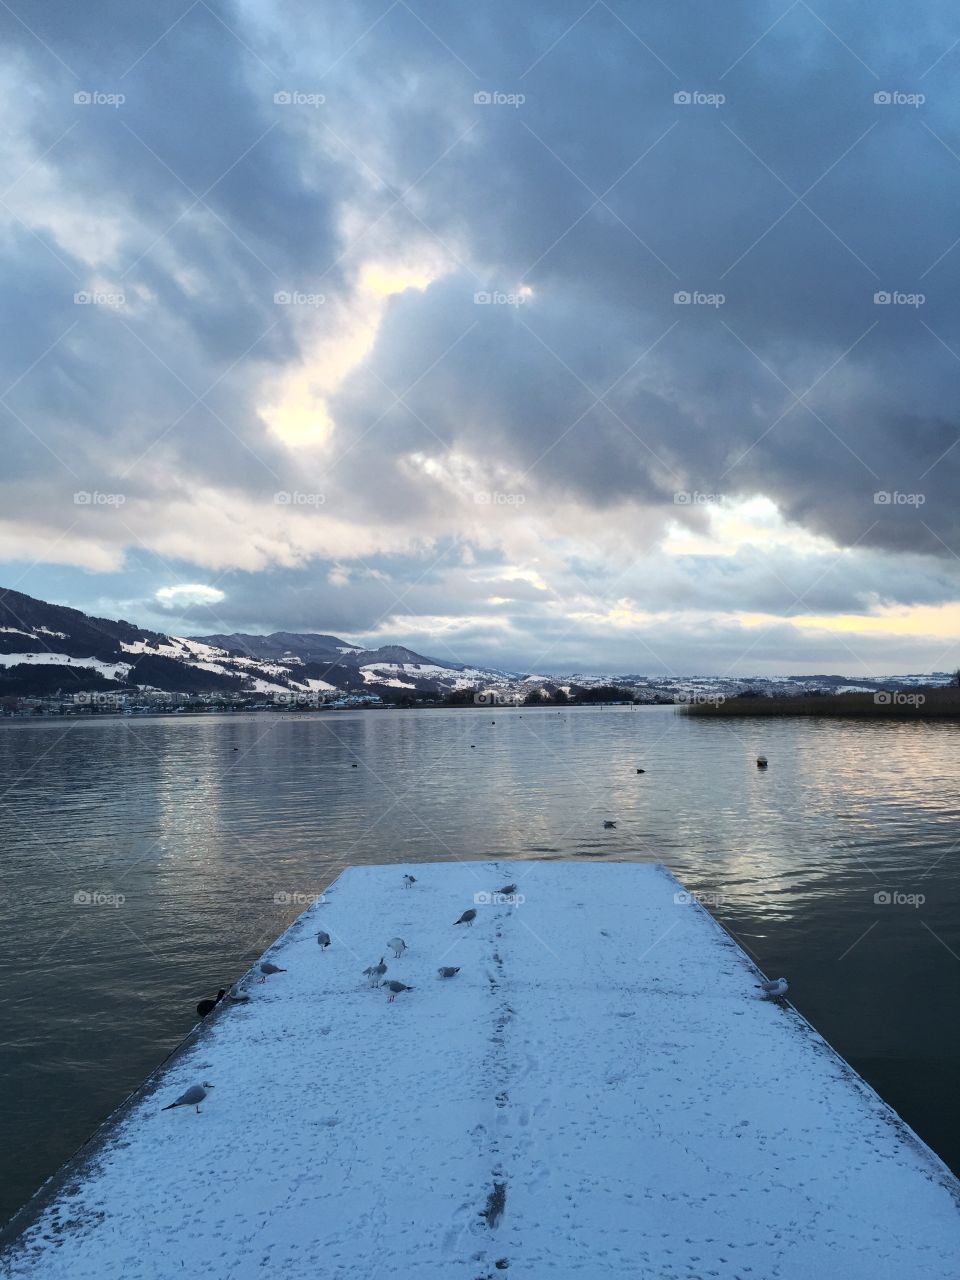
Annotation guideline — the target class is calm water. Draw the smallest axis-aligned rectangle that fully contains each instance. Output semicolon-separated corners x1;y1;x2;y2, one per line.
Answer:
2;705;959;1223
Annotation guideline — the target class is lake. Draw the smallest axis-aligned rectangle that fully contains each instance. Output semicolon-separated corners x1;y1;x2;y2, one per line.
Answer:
1;704;958;1224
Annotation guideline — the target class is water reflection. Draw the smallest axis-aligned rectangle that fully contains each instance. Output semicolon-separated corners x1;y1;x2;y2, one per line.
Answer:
1;705;958;1223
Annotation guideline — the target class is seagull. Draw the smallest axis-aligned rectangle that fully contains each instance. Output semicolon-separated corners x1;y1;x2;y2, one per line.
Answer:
384;980;414;1002
364;957;387;987
403;874;417;888
163;1082;214;1114
603;820;617;829
757;755;768;769
388;937;406;958
316;931;331;949
495;884;517;896
438;966;460;978
759;977;788;999
454;909;477;926
259;961;286;982
196;988;225;1019
636;768;646;774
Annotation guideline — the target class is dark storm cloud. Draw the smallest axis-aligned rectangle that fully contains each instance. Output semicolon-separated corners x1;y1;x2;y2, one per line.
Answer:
3;0;960;670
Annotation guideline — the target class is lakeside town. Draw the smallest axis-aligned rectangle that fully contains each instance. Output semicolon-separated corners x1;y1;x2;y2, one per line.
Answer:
3;671;955;718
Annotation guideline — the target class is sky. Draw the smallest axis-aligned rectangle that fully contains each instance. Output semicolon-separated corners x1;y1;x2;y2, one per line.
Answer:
2;0;960;676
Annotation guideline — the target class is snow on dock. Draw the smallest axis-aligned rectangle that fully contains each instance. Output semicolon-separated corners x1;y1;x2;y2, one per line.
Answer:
3;861;959;1279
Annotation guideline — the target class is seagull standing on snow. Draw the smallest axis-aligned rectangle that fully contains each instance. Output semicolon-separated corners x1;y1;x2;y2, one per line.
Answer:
388;937;406;958
364;957;387;987
759;977;788;999
163;1082;214;1114
438;966;460;979
454;909;477;926
403;874;416;889
259;961;286;982
316;931;331;949
384;980;414;1002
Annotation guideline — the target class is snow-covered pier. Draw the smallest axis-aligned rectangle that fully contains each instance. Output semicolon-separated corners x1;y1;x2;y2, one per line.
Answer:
3;861;959;1278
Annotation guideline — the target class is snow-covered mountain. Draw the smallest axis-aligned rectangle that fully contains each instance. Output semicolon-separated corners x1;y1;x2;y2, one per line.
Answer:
0;589;517;701
1;587;954;705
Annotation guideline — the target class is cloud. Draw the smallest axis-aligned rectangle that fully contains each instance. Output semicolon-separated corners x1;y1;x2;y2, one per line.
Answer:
155;583;226;607
2;0;960;673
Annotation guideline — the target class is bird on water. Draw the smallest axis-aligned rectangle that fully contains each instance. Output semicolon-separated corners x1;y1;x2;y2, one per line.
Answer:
163;1082;214;1114
603;820;617;829
196;988;226;1019
454;908;477;926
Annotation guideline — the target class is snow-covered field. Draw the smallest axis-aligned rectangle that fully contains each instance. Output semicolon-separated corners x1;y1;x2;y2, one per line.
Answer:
3;862;958;1279
0;652;132;679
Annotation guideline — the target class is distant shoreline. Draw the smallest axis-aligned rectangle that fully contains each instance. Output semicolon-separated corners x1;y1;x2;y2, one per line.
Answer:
684;689;960;718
